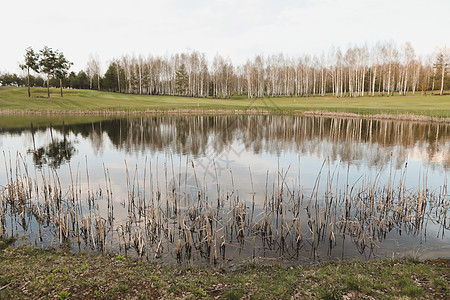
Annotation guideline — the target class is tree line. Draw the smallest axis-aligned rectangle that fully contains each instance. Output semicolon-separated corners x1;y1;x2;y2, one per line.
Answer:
2;42;449;98
0;71;89;91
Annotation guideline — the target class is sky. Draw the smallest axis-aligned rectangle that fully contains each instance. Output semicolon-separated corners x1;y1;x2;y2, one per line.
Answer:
2;0;450;74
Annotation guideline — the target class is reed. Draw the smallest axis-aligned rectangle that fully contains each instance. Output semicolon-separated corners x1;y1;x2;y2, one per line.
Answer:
0;153;448;265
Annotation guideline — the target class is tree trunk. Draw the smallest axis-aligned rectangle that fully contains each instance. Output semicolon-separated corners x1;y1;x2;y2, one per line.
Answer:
431;68;436;93
372;67;376;96
387;62;392;96
403;67;408;96
117;64;121;93
139;64;142;95
361;66;366;96
47;72;50;98
60;78;63;97
27;68;31;98
440;66;445;95
321;68;324;96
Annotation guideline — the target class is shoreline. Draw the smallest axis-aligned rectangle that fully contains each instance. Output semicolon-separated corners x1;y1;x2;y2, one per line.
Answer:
1;108;450;124
0;243;448;299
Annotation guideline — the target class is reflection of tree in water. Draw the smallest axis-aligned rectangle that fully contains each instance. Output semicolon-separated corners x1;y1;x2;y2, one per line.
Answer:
89;116;449;169
28;139;76;168
12;115;450;169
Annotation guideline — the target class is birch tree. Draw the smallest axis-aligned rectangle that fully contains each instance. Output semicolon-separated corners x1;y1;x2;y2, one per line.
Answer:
76;42;446;99
434;46;449;95
87;54;101;90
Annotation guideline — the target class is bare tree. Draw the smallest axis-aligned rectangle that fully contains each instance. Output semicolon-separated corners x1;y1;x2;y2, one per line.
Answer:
434;46;449;95
80;42;447;99
87;54;101;90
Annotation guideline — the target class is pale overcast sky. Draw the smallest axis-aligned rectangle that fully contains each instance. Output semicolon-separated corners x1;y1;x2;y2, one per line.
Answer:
2;0;449;74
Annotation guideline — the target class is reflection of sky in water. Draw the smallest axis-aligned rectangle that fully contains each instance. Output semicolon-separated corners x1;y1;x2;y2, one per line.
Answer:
1;118;448;214
0;115;449;263
1;117;448;208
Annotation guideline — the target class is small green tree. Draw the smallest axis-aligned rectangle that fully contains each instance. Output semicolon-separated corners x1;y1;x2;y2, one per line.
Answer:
67;71;77;88
19;47;39;97
175;64;188;95
103;62;118;92
39;46;57;98
76;71;89;89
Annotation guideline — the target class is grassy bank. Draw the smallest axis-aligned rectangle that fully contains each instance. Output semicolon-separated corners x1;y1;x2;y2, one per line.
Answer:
0;114;115;130
1;86;450;118
0;242;448;299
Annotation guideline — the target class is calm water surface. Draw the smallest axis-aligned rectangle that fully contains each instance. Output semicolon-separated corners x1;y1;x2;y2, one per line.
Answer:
1;115;449;265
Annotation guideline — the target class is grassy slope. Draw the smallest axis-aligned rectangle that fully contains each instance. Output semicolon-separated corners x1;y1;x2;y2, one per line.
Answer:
1;86;450;117
0;243;448;299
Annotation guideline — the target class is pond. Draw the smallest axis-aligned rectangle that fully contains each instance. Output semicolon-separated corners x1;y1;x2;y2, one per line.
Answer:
0;115;449;265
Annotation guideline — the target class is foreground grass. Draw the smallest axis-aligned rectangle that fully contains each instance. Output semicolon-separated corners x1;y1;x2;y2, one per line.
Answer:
1;86;450;118
0;243;448;299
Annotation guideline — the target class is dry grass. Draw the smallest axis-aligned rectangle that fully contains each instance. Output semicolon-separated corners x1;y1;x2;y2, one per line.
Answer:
1;152;448;266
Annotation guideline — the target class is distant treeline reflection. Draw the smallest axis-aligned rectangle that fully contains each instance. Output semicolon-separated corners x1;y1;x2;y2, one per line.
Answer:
5;115;449;169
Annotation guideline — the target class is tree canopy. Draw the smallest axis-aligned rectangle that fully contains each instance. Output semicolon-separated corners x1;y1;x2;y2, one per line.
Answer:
17;46;72;98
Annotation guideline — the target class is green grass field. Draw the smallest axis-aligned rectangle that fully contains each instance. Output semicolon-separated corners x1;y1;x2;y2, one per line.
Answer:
1;86;450;118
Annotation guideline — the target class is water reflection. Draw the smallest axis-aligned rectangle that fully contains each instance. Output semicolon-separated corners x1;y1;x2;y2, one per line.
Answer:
3;115;450;170
0;115;449;265
28;140;76;169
